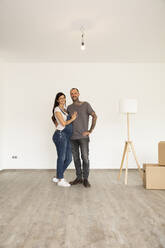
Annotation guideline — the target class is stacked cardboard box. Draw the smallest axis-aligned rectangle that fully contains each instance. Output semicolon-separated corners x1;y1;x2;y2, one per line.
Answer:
143;142;165;189
158;141;165;165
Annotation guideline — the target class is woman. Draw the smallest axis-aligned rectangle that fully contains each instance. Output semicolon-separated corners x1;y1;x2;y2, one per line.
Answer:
52;92;77;187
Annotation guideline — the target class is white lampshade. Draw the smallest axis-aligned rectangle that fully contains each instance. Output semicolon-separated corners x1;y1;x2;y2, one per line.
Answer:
119;98;138;113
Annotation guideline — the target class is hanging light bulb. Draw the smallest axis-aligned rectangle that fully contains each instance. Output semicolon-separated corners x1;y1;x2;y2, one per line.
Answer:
80;27;86;50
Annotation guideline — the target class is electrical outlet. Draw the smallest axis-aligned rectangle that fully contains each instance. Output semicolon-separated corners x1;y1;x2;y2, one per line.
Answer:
12;156;18;159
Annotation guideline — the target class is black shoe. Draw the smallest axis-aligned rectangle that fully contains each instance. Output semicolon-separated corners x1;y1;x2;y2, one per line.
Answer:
83;179;91;188
69;178;83;185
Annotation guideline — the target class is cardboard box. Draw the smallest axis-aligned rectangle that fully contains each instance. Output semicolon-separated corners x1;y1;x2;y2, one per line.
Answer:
143;163;165;189
158;141;165;165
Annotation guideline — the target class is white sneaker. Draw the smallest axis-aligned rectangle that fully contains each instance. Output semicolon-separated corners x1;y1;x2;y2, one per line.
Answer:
52;177;59;183
57;179;71;187
52;177;67;183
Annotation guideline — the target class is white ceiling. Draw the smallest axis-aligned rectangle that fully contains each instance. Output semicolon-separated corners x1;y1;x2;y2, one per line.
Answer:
0;0;165;62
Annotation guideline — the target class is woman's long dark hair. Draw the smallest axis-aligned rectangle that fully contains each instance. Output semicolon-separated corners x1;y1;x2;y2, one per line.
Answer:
52;92;66;121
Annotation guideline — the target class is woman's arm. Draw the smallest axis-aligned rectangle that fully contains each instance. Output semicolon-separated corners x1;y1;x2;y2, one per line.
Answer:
51;115;58;127
55;111;77;127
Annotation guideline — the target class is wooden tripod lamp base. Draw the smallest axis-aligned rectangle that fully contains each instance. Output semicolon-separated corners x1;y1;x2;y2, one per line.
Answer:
118;140;143;184
118;99;143;185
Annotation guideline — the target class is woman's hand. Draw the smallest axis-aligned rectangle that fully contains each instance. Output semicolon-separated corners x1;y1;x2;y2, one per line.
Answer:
71;112;77;121
55;111;77;127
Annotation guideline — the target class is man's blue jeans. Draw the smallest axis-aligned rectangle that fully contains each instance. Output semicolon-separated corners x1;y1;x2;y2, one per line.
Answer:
52;130;72;179
71;138;89;180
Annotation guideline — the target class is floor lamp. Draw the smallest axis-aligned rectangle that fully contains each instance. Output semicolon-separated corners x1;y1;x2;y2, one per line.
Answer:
118;99;143;184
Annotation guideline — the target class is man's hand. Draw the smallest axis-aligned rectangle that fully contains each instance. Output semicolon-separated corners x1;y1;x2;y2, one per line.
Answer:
82;131;90;137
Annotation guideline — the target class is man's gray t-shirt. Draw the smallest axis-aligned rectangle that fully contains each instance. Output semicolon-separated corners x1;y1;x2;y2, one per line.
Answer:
67;102;94;140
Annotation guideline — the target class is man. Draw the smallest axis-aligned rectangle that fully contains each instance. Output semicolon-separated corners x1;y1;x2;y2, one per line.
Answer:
67;88;97;188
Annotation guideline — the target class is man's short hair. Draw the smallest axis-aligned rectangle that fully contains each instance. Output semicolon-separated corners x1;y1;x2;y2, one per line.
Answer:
70;88;79;93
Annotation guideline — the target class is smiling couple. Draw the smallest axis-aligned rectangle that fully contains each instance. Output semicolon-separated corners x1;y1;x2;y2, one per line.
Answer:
52;88;97;188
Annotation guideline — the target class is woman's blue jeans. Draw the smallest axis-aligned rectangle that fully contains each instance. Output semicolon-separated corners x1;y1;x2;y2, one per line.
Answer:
52;130;72;179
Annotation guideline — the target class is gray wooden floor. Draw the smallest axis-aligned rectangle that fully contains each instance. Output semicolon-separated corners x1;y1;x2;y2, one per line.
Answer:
0;169;165;248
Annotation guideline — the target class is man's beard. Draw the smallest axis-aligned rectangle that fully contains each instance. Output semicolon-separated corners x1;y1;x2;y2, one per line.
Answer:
72;97;78;102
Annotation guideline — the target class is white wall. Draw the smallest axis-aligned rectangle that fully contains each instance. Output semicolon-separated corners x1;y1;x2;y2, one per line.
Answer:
0;61;4;170
2;63;165;169
160;76;165;141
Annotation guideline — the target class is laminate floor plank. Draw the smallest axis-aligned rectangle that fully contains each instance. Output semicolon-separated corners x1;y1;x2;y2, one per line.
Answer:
0;170;165;248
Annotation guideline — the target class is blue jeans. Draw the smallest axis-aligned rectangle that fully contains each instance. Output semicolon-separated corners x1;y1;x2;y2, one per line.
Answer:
71;138;89;179
52;130;72;179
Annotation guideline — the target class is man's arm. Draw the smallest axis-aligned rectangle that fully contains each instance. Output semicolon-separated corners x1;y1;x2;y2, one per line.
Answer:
89;112;97;133
82;111;97;136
